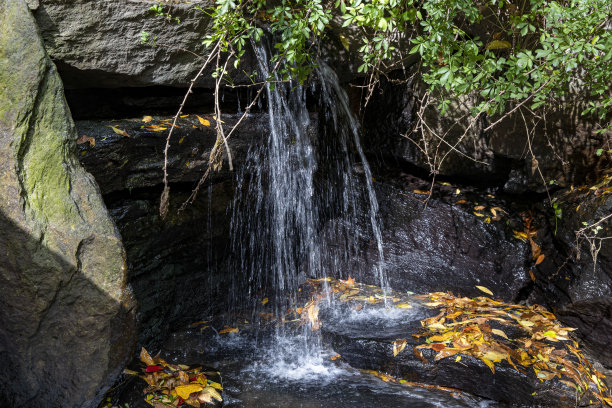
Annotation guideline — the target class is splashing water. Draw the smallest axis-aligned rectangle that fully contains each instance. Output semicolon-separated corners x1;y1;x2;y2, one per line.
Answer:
227;40;389;378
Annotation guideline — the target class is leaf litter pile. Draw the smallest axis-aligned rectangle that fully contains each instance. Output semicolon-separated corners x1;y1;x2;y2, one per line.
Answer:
297;277;611;406
122;347;223;407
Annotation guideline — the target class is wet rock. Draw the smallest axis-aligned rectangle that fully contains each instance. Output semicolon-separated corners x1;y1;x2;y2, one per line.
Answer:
320;304;579;406
334;181;531;301
0;1;134;407
531;186;612;368
362;75;611;192
76;114;267;194
34;0;256;89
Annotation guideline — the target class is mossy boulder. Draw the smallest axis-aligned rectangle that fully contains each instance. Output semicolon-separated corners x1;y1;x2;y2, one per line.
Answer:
0;0;134;406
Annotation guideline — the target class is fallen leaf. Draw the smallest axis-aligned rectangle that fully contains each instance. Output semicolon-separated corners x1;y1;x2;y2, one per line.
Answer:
196;115;211;127
492;329;509;339
414;189;430;195
432;343;446;351
475;286;494;296
474;205;486;211
455;200;467;204
140;347;155;366
473;212;485;217
480;357;495;373
109;125;130;137
331;354;341;361
395;303;412;309
201;386;222;402
145;365;163;373
455;188;461;194
175;384;203;400
219;327;239;334
145;125;168;132
142;115;154;123
535;254;546;265
529;270;536;282
261;297;269;305
77;134;95;147
207;381;223;390
393;339;408;357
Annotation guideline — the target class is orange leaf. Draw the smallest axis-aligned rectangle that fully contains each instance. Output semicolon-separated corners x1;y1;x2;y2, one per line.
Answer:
219;327;239;334
432;343;446;351
535;254;545;265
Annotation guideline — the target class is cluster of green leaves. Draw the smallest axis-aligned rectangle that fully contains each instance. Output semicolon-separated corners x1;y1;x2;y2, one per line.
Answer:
198;0;332;82
409;0;612;118
197;0;611;122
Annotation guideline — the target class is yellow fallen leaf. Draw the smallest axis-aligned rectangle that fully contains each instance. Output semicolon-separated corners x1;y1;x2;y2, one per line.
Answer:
491;329;508;339
473;212;485;217
145;125;167;132
455;355;461;362
207;381;223;390
179;136;185;144
455;188;461;194
413;189;430;195
201;386;222;401
180;114;189;118
196;115;211;126
140;347;155;366
219;327;239;334
108;125;130;137
475;286;494;296
480;357;495;373
175;384;203;399
474;205;486;210
393;339;408;357
142;115;153;123
261;297;269;305
331;354;341;360
395;303;412;309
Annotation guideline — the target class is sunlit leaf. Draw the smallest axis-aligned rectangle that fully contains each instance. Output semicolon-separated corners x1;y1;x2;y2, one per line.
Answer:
393;339;408;357
108;125;130;137
395;303;412;309
140;347;156;366
535;254;546;265
491;329;508;339
175;384;203;399
142;115;154;123
201;386;222;401
475;286;494;296
145;125;167;132
219;327;239;334
196;115;211;126
413;189;429;195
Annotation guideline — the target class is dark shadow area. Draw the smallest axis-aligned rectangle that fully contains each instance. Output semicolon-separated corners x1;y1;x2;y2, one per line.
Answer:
0;211;134;408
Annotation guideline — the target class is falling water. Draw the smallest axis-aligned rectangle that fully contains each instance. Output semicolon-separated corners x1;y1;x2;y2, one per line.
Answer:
228;41;388;323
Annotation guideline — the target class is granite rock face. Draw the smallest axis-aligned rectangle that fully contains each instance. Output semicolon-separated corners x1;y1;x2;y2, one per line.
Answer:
531;186;612;368
34;0;257;89
0;1;134;406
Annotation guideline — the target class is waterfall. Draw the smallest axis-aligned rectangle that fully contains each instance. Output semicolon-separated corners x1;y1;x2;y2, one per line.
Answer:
228;41;388;323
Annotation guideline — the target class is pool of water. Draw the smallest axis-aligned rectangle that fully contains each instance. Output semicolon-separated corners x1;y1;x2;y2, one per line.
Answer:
114;305;498;408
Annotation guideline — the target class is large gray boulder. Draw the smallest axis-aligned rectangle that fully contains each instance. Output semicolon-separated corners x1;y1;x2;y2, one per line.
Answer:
0;1;134;406
33;0;256;89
